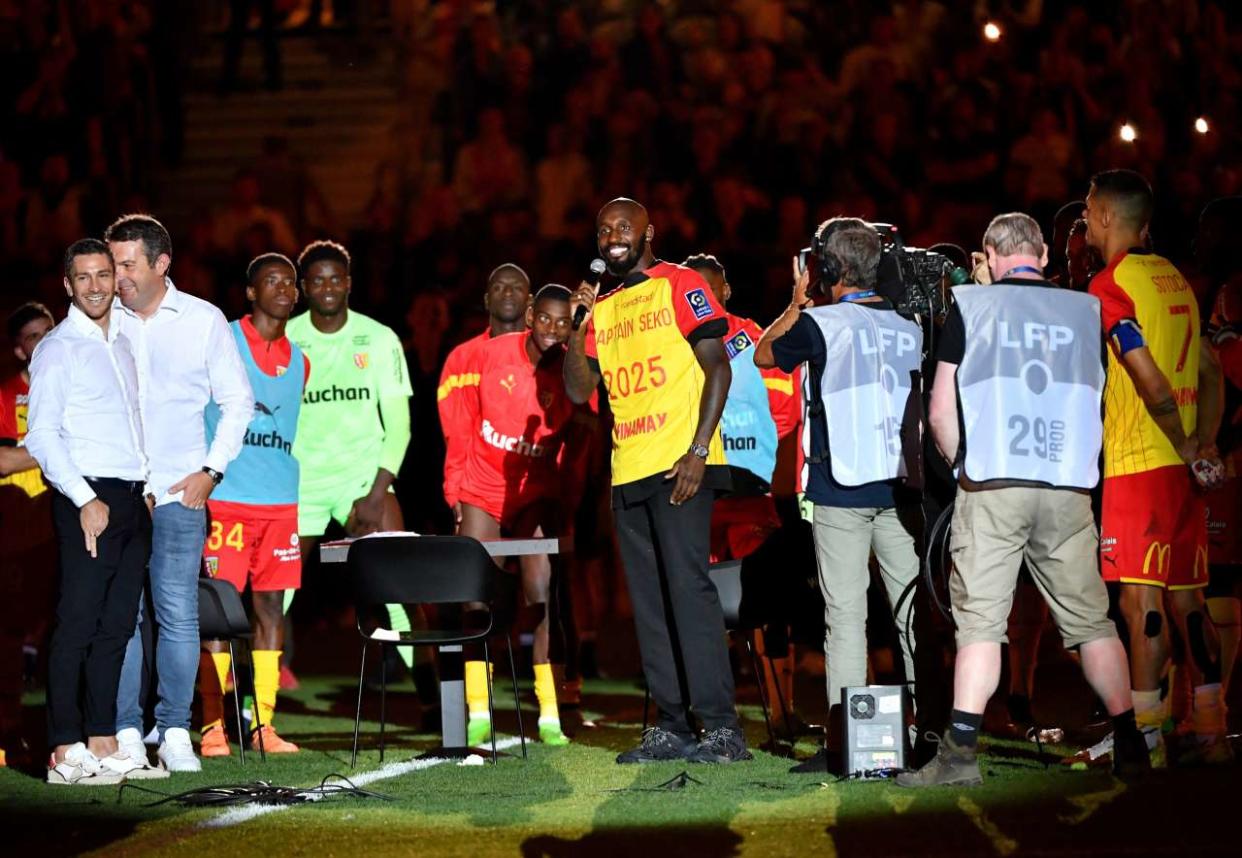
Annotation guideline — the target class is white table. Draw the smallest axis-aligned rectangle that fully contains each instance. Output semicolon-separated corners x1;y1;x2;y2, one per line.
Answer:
318;535;564;565
319;533;568;755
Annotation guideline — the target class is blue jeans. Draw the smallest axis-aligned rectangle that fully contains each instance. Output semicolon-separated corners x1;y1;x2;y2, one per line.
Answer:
116;502;206;736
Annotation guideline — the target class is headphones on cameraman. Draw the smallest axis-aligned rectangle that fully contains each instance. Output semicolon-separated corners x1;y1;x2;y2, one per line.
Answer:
810;219;849;293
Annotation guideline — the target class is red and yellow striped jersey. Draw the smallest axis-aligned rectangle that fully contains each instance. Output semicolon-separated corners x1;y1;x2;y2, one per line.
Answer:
585;261;727;485
0;372;46;497
1090;251;1199;477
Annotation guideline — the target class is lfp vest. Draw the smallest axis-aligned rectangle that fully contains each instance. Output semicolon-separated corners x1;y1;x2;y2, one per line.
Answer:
720;326;778;488
205;322;304;505
803;304;922;486
953;285;1104;489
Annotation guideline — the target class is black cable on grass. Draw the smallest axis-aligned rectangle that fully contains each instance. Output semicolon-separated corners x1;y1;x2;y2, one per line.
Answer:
833;767;909;782
605;770;705;793
117;774;394;807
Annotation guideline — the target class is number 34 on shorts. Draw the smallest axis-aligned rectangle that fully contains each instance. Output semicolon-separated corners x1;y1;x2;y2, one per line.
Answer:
207;520;247;552
203;510;302;592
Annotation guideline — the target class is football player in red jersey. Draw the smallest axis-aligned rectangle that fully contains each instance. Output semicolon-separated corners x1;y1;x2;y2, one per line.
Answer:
438;264;532;526
1197;198;1242;700
1083;171;1228;765
451;285;590;746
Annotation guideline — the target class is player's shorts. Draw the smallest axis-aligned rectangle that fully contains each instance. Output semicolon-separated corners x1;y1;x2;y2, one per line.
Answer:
1100;464;1208;590
298;470;392;537
458;481;557;531
205;500;301;592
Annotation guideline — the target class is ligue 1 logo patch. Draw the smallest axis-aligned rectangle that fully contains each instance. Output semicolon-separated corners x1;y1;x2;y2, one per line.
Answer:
685;287;713;320
354;352;369;370
725;329;753;359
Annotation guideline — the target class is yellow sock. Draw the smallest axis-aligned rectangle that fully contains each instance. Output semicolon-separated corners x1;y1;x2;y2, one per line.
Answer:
252;650;281;728
1133;688;1163;730
534;663;560;724
201;651;232;731
465;660;490;719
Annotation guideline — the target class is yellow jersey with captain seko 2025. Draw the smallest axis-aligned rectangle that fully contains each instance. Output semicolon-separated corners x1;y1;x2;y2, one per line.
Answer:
584;260;728;487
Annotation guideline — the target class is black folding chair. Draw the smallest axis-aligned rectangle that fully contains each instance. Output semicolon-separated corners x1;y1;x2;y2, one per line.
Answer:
347;535;526;767
198;577;266;763
642;559;794;750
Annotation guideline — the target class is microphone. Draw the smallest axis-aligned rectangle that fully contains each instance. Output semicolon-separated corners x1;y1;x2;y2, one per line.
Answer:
572;259;608;331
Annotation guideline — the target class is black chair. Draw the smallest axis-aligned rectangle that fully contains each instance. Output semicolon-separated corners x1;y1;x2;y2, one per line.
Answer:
642;559;795;751
347;535;526;767
198;577;266;763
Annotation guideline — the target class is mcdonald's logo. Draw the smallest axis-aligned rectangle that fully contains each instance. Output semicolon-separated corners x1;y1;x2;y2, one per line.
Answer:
1193;545;1209;582
1141;542;1171;578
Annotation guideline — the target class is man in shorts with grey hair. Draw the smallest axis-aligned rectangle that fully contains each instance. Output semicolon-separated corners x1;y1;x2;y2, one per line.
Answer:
898;212;1148;787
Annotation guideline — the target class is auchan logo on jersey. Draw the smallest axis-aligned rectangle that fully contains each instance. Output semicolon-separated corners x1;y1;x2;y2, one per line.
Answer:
304;385;372;404
481;419;546;457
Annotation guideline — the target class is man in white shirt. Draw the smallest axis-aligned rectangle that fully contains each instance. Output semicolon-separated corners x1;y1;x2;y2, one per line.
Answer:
106;215;254;772
26;239;167;785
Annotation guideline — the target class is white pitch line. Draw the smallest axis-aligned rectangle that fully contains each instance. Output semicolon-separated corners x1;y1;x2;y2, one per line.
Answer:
202;736;526;829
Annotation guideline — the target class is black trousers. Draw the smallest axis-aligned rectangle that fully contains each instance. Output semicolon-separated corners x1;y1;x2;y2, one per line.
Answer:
46;480;150;746
614;484;738;735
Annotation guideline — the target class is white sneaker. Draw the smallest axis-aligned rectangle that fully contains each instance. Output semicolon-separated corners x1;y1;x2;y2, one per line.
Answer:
47;743;124;786
101;749;170;780
157;727;202;772
116;727;150;766
142;726;160;746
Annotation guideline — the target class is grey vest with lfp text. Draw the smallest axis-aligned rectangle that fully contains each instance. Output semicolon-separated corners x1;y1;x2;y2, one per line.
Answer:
802;303;922;486
952;285;1104;488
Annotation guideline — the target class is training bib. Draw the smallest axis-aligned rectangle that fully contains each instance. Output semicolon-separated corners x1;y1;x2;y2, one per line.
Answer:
720;325;778;487
953;285;1104;488
803;304;922;486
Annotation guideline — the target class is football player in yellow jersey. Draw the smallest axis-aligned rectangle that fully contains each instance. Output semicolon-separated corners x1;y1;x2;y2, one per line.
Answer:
1084;169;1230;763
565;198;748;764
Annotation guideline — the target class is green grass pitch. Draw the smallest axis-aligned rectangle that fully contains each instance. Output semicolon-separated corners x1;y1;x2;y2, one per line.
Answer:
3;677;1237;856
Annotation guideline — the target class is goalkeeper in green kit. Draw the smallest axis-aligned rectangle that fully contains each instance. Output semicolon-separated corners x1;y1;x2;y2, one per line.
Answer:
286;241;416;658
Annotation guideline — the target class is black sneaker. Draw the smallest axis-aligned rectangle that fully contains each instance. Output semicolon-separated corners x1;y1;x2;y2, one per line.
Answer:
895;733;982;788
616;727;697;764
688;728;753;764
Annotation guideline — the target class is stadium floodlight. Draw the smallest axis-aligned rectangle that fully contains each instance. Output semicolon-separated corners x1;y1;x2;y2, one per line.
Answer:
1119;123;1137;143
983;21;1002;41
1195;116;1210;134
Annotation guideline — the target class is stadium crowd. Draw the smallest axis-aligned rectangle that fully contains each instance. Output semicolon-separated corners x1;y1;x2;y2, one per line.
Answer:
0;0;1239;786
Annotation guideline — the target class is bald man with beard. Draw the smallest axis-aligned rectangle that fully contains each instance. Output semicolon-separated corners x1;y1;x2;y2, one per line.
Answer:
565;199;749;764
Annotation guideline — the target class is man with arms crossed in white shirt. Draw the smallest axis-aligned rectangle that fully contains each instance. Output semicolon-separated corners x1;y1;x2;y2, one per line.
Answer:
27;239;167;784
107;215;254;772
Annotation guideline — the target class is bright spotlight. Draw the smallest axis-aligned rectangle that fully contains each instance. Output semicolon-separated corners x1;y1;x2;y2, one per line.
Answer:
1119;123;1137;143
983;21;1002;42
1194;116;1210;134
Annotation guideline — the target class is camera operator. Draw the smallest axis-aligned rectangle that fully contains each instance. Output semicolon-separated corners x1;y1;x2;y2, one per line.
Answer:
897;213;1148;788
754;218;923;775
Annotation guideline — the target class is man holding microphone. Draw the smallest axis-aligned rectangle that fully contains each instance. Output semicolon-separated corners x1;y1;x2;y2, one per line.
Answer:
564;198;747;764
